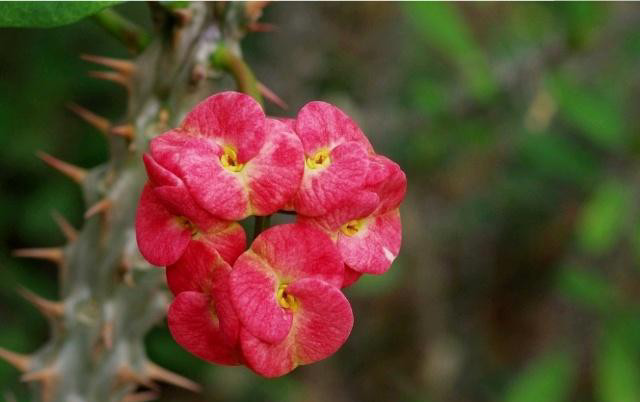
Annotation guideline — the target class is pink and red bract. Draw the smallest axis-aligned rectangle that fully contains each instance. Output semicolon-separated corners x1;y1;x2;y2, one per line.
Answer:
135;91;407;377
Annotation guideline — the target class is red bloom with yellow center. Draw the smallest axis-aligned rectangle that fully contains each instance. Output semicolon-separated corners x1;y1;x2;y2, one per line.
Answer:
148;92;304;221
135;151;246;266
229;223;353;377
300;154;406;281
292;101;374;217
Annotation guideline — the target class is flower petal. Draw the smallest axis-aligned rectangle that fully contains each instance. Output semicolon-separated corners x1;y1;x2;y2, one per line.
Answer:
168;291;241;365
337;208;402;274
165;240;231;295
295;101;373;153
143;152;181;188
299;190;379;232
166;241;241;345
152;185;223;232
151;131;249;221
244;118;304;215
181;91;266;163
198;222;246;265
230;251;293;344
250;223;344;287
342;266;363;288
149;130;212;175
144;153;220;228
365;154;407;214
272;117;296;131
135;184;191;266
294;141;370;217
240;278;353;377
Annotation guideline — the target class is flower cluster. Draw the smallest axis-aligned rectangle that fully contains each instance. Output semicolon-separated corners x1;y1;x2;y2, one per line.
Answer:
135;92;406;377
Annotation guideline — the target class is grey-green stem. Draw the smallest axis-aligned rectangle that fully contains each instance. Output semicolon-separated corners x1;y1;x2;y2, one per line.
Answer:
11;3;256;401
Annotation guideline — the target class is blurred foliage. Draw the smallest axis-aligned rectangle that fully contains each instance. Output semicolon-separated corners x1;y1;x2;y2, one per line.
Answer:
2;2;640;402
503;350;574;402
0;2;119;27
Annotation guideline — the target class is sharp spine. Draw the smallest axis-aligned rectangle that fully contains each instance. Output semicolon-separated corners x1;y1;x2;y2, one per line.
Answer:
145;362;201;392
18;287;65;318
66;103;112;135
21;367;57;402
110;124;135;140
85;198;112;219
21;367;56;382
89;71;131;90
36;151;88;184
117;366;157;390
13;247;63;264
101;320;114;349
258;82;288;109
0;347;31;372
51;211;78;242
81;54;136;75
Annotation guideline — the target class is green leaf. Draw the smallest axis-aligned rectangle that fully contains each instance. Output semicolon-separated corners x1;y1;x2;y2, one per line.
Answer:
557;265;615;312
405;2;496;101
596;323;640;402
577;179;631;255
0;2;119;28
547;74;626;151
504;350;574;402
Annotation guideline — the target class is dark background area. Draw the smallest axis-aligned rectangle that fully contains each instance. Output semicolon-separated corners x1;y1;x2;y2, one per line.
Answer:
2;2;640;401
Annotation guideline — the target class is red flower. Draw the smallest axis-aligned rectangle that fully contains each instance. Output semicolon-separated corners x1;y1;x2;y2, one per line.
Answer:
149;92;304;221
292;101;373;217
229;223;353;377
300;155;406;279
167;241;241;365
239;279;353;377
135;180;246;267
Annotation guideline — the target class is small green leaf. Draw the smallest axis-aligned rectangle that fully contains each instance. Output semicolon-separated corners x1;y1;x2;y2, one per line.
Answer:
596;323;640;402
557;265;615;312
577;179;631;255
547;74;626;151
504;350;574;402
0;1;120;28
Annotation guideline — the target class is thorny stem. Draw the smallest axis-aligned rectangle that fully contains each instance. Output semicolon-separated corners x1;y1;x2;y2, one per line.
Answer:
93;8;150;54
211;45;263;105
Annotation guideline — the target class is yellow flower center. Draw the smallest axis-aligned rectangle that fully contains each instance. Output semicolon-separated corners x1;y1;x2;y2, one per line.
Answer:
176;216;197;236
276;284;298;310
220;145;244;172
340;219;362;236
306;149;330;170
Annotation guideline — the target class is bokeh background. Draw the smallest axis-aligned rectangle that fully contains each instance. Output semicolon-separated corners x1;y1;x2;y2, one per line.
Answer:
3;2;640;401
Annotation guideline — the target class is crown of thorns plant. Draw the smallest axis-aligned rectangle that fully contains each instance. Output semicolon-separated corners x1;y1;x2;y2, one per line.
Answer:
136;91;407;377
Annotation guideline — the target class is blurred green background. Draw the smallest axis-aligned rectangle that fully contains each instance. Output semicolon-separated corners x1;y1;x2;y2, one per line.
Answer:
2;2;640;401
